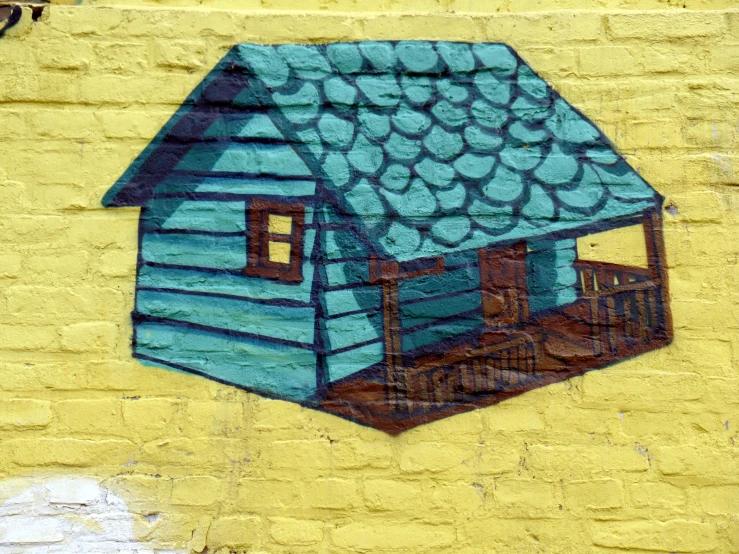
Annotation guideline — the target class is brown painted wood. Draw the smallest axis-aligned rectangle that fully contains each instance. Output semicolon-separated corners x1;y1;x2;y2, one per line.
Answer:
479;242;529;327
643;211;674;342
381;279;403;412
243;198;305;282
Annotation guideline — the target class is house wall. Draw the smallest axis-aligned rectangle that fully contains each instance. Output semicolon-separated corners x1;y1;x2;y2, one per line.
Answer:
2;1;738;553
399;249;484;354
133;122;321;399
319;209;385;383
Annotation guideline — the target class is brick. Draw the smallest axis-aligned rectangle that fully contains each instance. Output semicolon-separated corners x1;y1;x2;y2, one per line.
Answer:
48;6;125;36
304;478;360;510
399;442;475;472
154;40;209;70
28;109;99;140
139;438;235;469
171;476;223;506
5;287;125;320
364;479;425;511
363;14;477;41
580;371;704;410
237;479;304;509
608;13;726;40
268;517;323;546
24;252;89;281
578;46;637;77
485;404;545;432
655;445;739;483
0;254;22;278
592;520;718;552
95;250;137;278
6;438;132;467
92;42;149;74
122;398;179;439
329;438;394;469
668;191;725;223
0;325;59;351
98;110;168;140
486;13;603;44
259;439;331;471
207;516;260;550
182;400;245;437
518;47;577;78
528;444;650;474
686;119;739;149
60;322;118;353
55;398;123;435
36;40;93;70
106;474;173;510
241;14;359;42
629;482;686;509
494;479;557;517
332;522;455;550
707;45;739;72
564;479;623;511
0;399;52;429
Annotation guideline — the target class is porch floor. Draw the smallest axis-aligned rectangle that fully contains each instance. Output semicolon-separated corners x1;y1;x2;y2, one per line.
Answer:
319;299;670;434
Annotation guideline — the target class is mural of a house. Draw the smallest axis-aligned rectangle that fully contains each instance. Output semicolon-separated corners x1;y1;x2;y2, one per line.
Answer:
103;41;672;433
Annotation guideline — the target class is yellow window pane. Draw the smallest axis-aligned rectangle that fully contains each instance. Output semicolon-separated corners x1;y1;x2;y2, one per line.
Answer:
576;224;648;268
268;214;292;235
268;241;291;264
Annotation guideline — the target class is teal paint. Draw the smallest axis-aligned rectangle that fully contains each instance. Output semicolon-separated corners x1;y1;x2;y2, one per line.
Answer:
323;288;381;317
141;233;247;270
178;143;312;176
324;312;382;352
136;323;317;400
138;264;315;303
159;201;247;233
527;238;579;313
402;312;485;353
136;290;316;345
152;176;316;197
400;290;482;330
326;341;384;383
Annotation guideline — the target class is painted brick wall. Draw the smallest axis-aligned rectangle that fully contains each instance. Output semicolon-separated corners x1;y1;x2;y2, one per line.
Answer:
1;1;738;551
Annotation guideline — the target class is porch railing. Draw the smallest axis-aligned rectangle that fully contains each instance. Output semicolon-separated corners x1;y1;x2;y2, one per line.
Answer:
405;331;544;414
575;261;666;357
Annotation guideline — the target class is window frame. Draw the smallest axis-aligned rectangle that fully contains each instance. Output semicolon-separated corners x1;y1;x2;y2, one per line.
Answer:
243;198;305;283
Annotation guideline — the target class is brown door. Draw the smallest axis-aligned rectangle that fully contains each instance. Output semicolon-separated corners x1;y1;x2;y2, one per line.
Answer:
478;242;529;328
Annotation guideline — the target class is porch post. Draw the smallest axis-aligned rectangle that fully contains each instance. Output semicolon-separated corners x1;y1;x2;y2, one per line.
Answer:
381;278;404;412
642;210;673;341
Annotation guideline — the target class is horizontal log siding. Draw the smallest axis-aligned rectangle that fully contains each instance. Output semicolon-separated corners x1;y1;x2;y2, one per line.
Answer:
398;250;484;354
318;216;384;383
135;322;317;400
134;134;321;396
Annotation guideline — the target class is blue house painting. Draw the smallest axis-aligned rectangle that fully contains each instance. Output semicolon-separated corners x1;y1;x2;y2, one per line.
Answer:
103;41;672;433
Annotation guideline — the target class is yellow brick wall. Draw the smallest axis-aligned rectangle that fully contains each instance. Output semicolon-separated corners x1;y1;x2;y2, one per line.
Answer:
1;1;738;551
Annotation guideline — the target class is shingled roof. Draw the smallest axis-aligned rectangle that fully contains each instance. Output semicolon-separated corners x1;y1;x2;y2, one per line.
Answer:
104;41;661;262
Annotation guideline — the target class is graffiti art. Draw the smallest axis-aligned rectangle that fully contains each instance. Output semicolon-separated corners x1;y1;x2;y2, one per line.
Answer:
103;41;672;433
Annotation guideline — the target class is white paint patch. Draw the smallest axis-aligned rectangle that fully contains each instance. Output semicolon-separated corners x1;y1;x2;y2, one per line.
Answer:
0;477;184;553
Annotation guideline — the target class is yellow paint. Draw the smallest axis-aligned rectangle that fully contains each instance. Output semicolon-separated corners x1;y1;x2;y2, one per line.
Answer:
577;224;649;268
268;240;292;264
1;2;738;552
268;213;292;235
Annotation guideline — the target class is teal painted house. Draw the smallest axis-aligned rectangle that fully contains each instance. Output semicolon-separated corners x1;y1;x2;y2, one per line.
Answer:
103;42;671;432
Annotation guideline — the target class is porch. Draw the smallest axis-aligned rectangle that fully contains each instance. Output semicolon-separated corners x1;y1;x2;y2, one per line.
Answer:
319;213;673;434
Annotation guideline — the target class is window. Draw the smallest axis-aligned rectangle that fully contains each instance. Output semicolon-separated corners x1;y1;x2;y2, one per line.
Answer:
244;199;305;282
